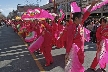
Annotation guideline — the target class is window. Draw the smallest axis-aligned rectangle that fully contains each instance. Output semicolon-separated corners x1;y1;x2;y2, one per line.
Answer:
83;0;87;1
89;3;91;5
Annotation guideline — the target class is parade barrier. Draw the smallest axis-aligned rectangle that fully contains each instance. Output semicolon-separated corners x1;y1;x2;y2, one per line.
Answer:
28;36;44;53
25;31;37;43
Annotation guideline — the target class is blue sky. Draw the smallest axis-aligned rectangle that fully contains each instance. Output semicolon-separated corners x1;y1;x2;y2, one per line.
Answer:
0;0;49;16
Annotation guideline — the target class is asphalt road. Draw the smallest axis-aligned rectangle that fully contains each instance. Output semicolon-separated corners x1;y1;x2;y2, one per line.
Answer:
0;26;39;72
0;25;108;72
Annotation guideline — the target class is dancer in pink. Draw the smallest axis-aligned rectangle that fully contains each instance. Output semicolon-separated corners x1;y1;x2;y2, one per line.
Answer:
90;17;108;71
40;20;53;67
65;1;98;72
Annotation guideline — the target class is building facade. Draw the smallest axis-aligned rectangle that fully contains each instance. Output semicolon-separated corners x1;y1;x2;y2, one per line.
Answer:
17;5;39;16
40;0;108;19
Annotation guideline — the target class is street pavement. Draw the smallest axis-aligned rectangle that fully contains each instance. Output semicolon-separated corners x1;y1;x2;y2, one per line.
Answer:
0;26;40;72
0;25;108;72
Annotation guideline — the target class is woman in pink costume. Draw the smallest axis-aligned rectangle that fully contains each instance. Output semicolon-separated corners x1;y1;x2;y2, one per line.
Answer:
90;17;108;71
40;20;53;67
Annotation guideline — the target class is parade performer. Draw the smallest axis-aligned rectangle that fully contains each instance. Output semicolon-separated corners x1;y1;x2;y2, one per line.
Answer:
65;0;98;72
52;19;58;46
21;21;27;39
40;20;53;67
57;13;73;48
56;20;64;48
33;20;41;38
90;17;108;71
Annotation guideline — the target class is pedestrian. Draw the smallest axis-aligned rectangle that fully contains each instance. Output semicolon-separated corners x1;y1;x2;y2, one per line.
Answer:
65;0;98;72
52;19;58;46
92;22;97;43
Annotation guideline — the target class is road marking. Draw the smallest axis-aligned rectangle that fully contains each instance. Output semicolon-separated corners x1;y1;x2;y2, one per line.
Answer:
18;35;45;72
0;51;28;56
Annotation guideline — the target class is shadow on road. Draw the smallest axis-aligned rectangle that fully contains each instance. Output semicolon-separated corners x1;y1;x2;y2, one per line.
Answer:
84;42;97;52
34;47;65;71
0;26;40;72
85;68;106;72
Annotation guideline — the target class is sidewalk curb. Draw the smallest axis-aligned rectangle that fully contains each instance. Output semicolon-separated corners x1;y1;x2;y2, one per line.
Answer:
18;33;45;72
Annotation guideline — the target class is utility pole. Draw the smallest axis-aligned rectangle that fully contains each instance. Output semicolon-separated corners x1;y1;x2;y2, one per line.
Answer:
101;5;104;17
80;0;83;11
54;0;56;13
66;0;68;19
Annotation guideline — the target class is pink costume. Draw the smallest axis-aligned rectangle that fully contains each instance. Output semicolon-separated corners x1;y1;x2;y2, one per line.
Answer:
56;20;64;48
57;19;73;48
40;21;53;66
32;22;41;38
65;11;90;72
91;25;108;69
52;21;58;45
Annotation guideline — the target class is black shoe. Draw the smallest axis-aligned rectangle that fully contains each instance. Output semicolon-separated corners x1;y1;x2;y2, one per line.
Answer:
101;68;106;72
87;68;96;72
91;69;95;72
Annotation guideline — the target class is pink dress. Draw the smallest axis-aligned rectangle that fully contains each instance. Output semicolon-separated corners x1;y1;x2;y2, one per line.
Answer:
65;11;90;72
96;25;108;68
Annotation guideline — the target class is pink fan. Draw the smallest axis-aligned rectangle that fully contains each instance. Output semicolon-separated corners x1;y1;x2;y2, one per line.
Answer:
34;8;41;14
70;2;81;13
83;0;108;13
34;9;54;20
21;13;30;20
84;28;90;42
25;31;37;43
28;35;44;53
27;9;34;14
59;9;65;21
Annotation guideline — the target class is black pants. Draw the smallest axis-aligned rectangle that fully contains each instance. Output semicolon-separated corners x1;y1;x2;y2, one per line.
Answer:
0;23;2;26
92;34;97;43
90;31;93;41
90;31;97;43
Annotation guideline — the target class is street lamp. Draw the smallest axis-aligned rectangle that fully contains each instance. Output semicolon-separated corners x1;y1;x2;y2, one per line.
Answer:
53;0;57;13
101;5;104;17
80;0;83;11
17;4;21;10
17;4;21;6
